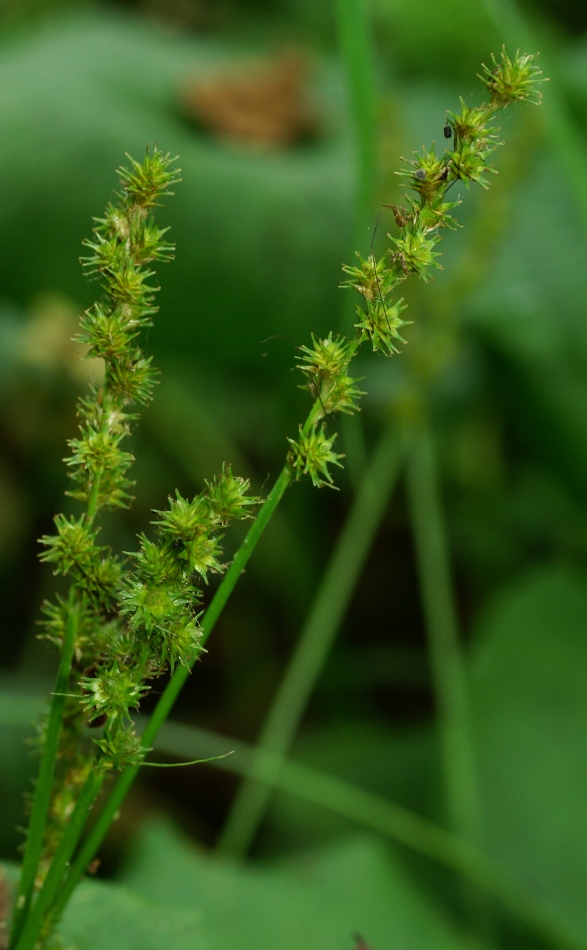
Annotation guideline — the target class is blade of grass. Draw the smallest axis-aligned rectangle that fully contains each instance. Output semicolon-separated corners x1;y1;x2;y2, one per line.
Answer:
0;695;582;950
217;422;408;856
12;769;103;950
406;414;492;941
336;0;379;486
406;419;480;840
36;461;295;933
336;0;378;239
9;597;79;947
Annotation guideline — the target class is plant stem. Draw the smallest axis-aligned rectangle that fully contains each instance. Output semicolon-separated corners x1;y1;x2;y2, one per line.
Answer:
85;480;101;524
406;415;491;939
40;462;296;928
336;0;377;237
406;419;479;838
217;422;407;855
276;761;580;950
12;769;103;950
9;597;79;947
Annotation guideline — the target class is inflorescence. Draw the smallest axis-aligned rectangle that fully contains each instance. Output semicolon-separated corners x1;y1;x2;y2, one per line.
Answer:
17;49;544;950
33;149;258;875
30;44;543;887
287;47;543;488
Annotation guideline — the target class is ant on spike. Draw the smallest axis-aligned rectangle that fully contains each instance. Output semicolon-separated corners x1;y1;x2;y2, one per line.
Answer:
444;121;452;139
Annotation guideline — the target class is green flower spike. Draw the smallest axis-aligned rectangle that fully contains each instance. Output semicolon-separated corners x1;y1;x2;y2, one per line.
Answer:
341;252;404;303
39;515;100;577
80;661;148;726
287;424;344;489
446;99;497;149
95;723;145;772
205;464;259;524
296;333;364;416
342;46;543;379
479;47;544;107
152;491;225;581
448;140;497;189
390;228;442;280
354;297;410;357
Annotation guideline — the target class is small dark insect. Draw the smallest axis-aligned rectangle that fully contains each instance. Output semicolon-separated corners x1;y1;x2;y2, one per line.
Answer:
414;168;426;180
444;122;452;139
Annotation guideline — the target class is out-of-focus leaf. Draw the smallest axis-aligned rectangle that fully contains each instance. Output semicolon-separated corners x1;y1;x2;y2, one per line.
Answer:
123;817;467;950
0;683;44;857
61;876;208;950
467;146;587;497
0;11;354;378
261;719;441;853
470;567;587;943
373;0;501;81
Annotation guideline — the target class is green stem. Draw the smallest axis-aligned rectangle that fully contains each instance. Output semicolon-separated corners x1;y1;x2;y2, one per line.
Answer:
406;416;490;938
218;422;407;855
85;480;101;524
43;462;295;927
336;0;377;235
12;769;103;950
277;760;581;950
335;0;379;363
9;598;79;948
406;420;479;838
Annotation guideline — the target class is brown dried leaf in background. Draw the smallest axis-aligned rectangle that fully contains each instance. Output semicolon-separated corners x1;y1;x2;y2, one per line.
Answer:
181;47;320;149
0;869;10;950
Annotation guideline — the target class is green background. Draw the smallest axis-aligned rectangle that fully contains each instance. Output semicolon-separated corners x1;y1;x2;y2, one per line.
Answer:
1;0;587;947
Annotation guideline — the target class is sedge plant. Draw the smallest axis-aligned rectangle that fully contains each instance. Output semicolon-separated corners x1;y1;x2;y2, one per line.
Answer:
8;48;543;950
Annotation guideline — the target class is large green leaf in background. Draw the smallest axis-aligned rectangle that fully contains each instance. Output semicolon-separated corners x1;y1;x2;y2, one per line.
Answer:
470;567;587;943
3;572;587;947
1;862;208;950
256;567;587;945
467;144;587;500
0;9;354;378
60;875;207;950
121;819;468;950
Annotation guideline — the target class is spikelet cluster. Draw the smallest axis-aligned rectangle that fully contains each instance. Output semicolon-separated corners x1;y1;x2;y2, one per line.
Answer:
83;465;257;771
287;48;543;489
31;151;258;882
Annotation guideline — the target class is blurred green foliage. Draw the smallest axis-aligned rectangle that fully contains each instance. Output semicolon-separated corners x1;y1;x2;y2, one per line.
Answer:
2;0;587;947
